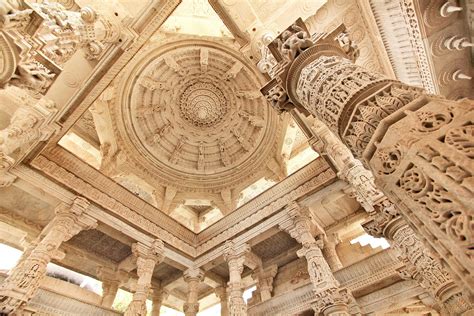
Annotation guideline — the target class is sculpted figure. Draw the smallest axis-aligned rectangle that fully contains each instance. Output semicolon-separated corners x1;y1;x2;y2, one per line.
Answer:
279;24;313;60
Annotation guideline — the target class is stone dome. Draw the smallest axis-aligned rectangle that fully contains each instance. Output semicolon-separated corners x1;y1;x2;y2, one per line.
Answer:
112;38;281;194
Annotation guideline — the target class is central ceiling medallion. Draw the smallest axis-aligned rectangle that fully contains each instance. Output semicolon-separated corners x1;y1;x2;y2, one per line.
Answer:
113;38;280;194
179;80;228;127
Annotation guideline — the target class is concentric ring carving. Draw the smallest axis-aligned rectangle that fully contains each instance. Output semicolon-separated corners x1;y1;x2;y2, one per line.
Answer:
179;80;228;127
113;39;279;193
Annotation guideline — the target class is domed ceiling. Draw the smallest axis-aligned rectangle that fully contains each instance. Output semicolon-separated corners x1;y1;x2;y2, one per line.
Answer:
105;38;284;216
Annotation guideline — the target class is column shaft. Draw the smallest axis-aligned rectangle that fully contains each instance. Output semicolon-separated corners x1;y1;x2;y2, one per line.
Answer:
125;240;164;316
279;203;357;315
183;267;204;316
215;286;229;316
224;242;248;316
0;197;97;314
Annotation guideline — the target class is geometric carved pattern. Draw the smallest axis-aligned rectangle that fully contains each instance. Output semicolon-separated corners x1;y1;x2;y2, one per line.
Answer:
68;229;132;263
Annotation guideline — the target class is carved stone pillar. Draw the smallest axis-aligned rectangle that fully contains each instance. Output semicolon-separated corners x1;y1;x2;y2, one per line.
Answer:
363;209;472;315
183;267;205;316
151;286;168;316
0;197;97;314
322;233;343;272
252;265;278;302
97;266;127;308
215;285;229;316
278;202;358;315
305;113;472;313
223;241;249;316
260;18;474;304
124;240;164;316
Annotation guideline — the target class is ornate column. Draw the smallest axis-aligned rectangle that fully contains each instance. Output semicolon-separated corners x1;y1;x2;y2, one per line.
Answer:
260;18;474;305
215;285;229;316
0;197;97;314
97;266;127;309
183;267;205;316
223;241;250;316
151;285;168;316
278;202;359;316
251;265;278;302
322;233;343;272
296;108;472;314
124;239;164;316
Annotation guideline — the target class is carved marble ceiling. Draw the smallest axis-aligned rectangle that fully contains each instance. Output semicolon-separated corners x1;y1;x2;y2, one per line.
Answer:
113;38;279;194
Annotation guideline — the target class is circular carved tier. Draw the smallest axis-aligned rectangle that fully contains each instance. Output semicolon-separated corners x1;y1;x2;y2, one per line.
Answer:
113;39;280;193
179;80;228;127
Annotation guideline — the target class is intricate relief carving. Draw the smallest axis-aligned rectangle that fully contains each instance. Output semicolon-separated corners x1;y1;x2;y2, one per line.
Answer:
113;39;280;199
0;1;120;93
125;240;164;316
296;55;387;133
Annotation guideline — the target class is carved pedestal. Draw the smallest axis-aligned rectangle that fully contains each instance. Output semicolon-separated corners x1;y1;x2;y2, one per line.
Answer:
0;197;97;314
125;240;164;316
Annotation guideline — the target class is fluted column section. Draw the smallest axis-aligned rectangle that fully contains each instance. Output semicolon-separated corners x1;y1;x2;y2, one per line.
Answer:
125;240;164;316
0;197;97;314
261;19;474;308
183;267;204;316
223;242;249;316
215;285;229;316
279;202;358;315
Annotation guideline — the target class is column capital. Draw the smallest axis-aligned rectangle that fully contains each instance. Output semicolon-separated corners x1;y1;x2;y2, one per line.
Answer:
214;285;227;299
183;267;205;283
183;302;199;315
53;197;97;234
361;200;400;238
132;239;164;263
223;241;250;263
311;287;352;315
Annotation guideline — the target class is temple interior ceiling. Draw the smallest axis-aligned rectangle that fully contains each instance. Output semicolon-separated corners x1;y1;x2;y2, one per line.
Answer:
0;0;472;315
